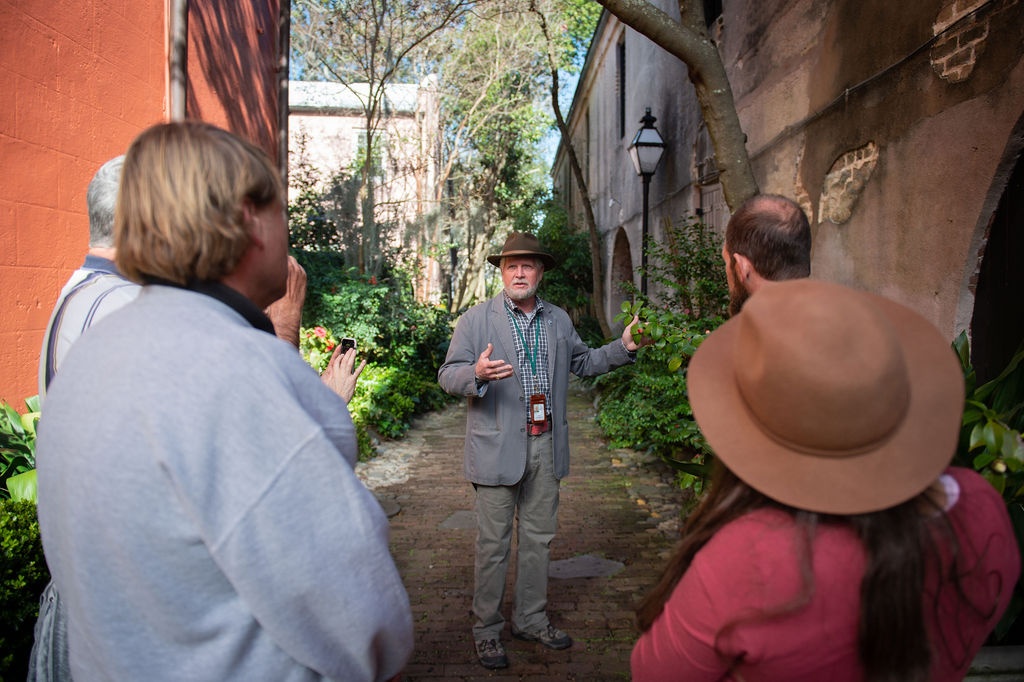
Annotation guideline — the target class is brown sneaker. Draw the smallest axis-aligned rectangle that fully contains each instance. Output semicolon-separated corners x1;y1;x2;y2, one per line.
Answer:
511;623;573;650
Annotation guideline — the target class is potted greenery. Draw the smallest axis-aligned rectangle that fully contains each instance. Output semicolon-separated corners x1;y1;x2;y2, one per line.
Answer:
952;334;1024;678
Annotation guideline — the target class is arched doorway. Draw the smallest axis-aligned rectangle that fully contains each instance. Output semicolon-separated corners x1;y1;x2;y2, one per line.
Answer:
609;227;634;332
970;150;1024;383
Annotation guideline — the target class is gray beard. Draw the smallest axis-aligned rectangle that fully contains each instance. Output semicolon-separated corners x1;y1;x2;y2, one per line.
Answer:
506;283;538;302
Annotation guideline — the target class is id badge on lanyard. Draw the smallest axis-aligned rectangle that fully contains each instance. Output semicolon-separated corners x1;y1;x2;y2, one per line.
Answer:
530;393;547;423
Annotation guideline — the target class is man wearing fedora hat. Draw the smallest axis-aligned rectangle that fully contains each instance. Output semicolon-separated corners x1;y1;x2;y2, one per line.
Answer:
439;232;645;670
631;279;1019;681
722;194;811;316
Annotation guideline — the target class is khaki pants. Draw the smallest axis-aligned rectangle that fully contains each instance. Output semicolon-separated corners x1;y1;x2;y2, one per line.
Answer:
472;432;558;641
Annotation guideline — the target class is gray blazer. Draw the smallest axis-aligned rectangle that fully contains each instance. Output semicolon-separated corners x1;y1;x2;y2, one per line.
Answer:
438;294;634;485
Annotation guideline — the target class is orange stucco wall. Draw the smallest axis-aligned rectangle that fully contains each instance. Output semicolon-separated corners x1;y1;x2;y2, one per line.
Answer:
0;1;282;406
0;1;167;405
187;2;282;163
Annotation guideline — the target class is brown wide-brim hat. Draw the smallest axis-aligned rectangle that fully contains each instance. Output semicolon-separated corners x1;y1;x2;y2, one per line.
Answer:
688;278;964;515
487;232;557;270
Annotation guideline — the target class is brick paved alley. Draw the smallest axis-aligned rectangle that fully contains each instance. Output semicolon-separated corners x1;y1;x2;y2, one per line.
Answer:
358;381;683;681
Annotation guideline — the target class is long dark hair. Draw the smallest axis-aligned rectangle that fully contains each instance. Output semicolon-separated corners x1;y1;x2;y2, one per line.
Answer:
636;462;979;682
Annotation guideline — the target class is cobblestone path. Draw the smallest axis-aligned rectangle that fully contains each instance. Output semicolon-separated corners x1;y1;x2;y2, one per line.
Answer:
357;381;683;681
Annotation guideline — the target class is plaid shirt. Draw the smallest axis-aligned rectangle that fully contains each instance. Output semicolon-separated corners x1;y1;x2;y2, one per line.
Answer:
504;292;551;422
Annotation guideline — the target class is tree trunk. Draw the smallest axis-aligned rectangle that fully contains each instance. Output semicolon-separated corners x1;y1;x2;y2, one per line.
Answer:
533;1;614;338
592;0;759;210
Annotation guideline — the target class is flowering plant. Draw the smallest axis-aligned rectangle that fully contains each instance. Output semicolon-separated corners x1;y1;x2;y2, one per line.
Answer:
299;326;338;373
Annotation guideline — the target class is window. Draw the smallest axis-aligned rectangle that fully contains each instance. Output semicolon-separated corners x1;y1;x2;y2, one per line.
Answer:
695;121;718;185
703;0;722;28
355;129;385;182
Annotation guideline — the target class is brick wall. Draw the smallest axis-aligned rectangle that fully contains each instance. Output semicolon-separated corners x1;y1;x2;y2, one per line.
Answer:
0;1;283;405
0;1;166;404
931;0;991;82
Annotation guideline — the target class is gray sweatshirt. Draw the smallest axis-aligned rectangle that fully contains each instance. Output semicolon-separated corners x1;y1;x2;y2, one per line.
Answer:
37;285;412;681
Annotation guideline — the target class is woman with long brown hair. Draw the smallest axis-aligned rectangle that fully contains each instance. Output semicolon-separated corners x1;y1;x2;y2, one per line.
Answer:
631;279;1019;682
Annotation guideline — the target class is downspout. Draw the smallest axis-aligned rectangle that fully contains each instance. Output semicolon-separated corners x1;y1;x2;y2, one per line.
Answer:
278;0;291;184
168;0;188;120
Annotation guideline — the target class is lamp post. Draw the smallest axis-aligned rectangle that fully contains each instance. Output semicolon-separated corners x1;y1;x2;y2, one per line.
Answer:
628;108;666;297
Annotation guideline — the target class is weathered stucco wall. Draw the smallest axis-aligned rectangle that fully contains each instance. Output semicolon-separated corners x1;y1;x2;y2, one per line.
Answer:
557;0;1023;344
727;0;1024;338
557;0;703;329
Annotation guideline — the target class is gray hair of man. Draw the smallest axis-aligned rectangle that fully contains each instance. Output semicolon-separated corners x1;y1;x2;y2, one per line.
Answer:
86;155;126;248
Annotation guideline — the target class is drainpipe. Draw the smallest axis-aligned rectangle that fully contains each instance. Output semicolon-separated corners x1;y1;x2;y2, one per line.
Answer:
168;0;187;120
278;0;291;184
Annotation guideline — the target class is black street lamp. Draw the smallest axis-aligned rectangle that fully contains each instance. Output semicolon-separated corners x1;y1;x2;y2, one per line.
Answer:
627;107;666;297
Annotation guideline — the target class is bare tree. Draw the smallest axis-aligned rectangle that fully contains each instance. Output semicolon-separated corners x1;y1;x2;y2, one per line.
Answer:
529;0;612;337
592;0;758;209
292;0;475;276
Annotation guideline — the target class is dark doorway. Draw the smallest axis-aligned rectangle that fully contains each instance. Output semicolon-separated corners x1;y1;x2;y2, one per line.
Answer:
610;227;635;333
970;152;1024;384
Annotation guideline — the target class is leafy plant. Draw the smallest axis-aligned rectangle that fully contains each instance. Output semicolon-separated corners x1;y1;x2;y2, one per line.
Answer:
0;498;49;680
594;215;727;495
350;365;452;441
952;331;1024;642
593;350;709;497
1;396;39;502
299;326;339;374
294;250;457;455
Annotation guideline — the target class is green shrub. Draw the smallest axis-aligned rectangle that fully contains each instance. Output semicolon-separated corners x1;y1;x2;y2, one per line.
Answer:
293;250;457;453
952;331;1024;642
299;326;340;374
596;215;728;492
295;251;453;375
0;498;48;681
350;365;452;442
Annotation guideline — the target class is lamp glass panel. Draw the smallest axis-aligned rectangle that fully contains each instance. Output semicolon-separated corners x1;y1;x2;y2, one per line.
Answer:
628;144;642;175
636;145;664;174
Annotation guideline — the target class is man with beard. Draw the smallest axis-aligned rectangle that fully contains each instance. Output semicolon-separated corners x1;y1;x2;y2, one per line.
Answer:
722;194;812;315
438;232;645;670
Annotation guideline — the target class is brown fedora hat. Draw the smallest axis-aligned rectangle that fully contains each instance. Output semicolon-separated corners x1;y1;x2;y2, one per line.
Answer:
487;232;557;270
687;279;964;515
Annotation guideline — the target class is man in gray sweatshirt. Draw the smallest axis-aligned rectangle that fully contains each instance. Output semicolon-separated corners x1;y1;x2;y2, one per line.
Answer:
36;121;411;682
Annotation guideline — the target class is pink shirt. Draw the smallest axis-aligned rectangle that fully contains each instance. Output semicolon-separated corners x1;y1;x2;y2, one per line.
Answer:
631;467;1020;681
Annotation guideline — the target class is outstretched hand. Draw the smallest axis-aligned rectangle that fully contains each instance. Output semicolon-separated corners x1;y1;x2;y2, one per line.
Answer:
622;315;652;352
474;343;514;382
321;345;366;404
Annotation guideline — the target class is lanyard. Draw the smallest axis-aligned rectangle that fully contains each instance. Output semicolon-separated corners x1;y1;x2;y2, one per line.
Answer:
510;314;541;376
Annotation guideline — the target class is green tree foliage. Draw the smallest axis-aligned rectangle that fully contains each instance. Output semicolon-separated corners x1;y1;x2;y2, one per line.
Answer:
530;0;610;334
532;194;604;346
557;0;603;68
420;3;553;311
